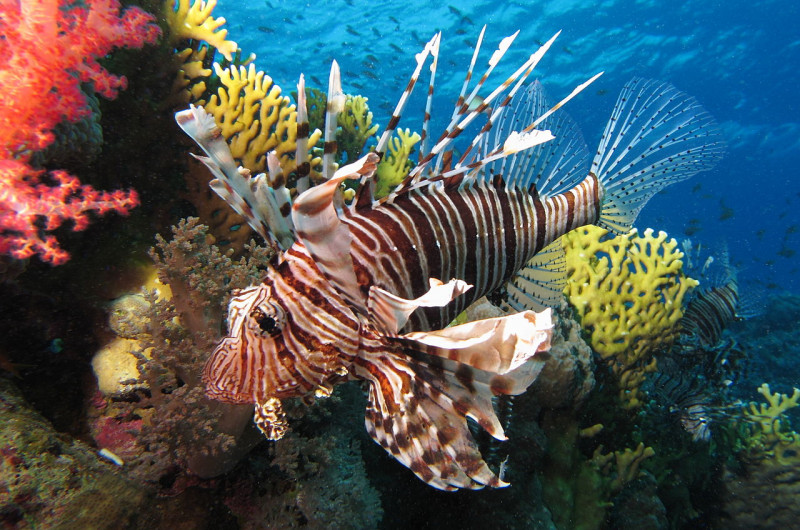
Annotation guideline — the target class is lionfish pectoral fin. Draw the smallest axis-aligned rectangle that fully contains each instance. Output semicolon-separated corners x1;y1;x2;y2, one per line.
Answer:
501;240;567;312
401;308;553;376
367;278;472;334
360;350;508;491
358;309;553;490
254;397;288;440
292;153;381;312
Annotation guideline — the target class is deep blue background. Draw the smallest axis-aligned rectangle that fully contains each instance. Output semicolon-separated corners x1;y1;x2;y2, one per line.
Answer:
216;0;800;293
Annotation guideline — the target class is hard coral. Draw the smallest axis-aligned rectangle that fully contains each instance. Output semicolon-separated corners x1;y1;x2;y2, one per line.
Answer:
338;95;380;163
563;226;698;408
164;0;238;62
206;63;323;178
374;128;421;198
0;0;159;264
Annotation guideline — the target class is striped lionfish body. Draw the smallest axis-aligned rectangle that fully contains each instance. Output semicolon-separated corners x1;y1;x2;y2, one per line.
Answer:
176;28;723;490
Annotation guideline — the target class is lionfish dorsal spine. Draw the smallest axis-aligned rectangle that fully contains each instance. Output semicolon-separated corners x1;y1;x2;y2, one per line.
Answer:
294;74;312;195
374;33;440;158
417;32;441;162
323;60;346;181
404;31;562;190
174;105;291;251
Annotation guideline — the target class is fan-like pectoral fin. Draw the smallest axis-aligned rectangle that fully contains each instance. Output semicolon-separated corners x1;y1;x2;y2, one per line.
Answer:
356;349;508;491
355;305;555;490
402;308;553;376
291;153;380;312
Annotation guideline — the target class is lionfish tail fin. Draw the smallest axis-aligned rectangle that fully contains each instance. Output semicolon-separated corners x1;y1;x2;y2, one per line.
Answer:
592;78;725;234
359;308;553;490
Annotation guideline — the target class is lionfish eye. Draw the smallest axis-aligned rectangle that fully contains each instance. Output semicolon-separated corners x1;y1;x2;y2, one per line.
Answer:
250;304;284;337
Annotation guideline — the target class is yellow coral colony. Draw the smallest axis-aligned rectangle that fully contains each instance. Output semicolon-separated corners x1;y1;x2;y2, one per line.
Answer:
375;128;421;198
742;384;800;465
164;0;240;106
562;226;698;408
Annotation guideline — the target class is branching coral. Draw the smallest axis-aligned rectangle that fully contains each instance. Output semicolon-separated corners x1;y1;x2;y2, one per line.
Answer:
375;128;421;198
164;0;238;61
563;226;698;408
205;63;322;177
338;95;380;163
741;383;800;465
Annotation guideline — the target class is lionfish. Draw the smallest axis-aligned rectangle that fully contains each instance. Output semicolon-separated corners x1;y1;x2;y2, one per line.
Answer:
175;29;723;490
679;243;759;350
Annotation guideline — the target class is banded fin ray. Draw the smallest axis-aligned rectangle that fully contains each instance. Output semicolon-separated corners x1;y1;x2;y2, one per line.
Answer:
592;78;725;234
323;60;346;181
175;105;294;250
486;81;591;198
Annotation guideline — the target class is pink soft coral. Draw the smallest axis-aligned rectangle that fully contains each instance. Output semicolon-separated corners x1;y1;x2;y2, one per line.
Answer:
0;0;160;265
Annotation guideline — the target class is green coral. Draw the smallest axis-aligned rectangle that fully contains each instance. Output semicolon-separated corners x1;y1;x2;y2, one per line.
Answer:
375;128;421;199
741;383;800;465
337;95;379;163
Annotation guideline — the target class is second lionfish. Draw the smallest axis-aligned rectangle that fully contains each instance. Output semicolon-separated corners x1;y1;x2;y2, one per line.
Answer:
176;28;723;490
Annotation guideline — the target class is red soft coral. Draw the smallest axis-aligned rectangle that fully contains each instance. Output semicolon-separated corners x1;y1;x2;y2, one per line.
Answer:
0;0;160;265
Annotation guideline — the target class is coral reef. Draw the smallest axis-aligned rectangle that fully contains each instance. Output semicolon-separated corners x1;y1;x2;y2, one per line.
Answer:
740;383;800;465
0;0;159;264
89;218;274;486
164;0;238;62
223;384;383;528
0;376;150;528
718;384;800;528
563;226;698;408
337;95;380;163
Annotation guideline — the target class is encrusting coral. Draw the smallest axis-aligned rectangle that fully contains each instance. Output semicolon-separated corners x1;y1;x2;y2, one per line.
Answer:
563;226;698;408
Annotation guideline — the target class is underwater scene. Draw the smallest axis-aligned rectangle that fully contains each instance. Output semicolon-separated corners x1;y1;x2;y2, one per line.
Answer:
1;0;799;528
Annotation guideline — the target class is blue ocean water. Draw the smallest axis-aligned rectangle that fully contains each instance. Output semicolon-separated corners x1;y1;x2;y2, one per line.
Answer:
217;0;800;294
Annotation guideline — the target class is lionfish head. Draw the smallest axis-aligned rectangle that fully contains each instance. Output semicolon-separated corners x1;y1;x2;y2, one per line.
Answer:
203;278;358;405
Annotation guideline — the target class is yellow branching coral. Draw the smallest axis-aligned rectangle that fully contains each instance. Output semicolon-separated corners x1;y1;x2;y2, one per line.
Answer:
375;128;421;199
591;443;656;494
741;383;800;465
563;226;698;408
338;95;379;163
164;0;238;61
205;63;322;178
168;46;212;106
